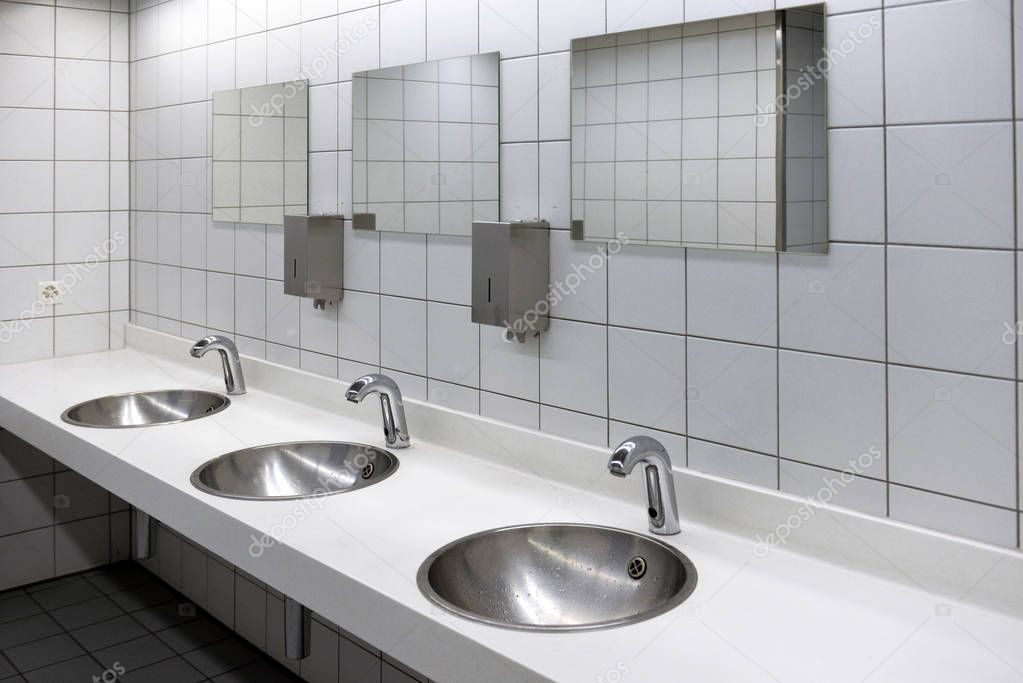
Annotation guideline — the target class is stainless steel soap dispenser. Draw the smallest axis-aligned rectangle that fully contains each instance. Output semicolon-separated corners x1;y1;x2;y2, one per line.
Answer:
284;215;343;308
471;220;550;343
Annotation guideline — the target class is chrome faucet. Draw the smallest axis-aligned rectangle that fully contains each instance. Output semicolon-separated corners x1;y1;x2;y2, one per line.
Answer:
190;335;247;396
608;436;680;535
345;374;410;449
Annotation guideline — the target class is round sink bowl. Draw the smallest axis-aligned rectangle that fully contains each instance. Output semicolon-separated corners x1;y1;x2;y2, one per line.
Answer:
61;390;230;428
418;523;697;632
190;441;399;500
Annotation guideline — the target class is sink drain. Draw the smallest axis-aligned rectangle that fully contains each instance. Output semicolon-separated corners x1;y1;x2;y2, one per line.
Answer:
361;463;375;479
627;556;647;580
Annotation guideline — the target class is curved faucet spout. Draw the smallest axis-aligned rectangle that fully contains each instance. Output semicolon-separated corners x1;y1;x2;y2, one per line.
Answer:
608;436;680;536
609;436;671;477
345;374;410;449
190;335;247;396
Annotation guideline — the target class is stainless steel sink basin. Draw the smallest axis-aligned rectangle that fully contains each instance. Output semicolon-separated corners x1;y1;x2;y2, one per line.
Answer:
418;523;697;631
61;390;230;428
190;441;399;500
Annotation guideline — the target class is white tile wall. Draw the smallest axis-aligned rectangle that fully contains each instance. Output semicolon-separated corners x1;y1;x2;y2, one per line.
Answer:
687;437;777;488
779;350;886;477
780;459;887;517
884;0;1012;124
0;0;130;363
120;0;1023;550
687;337;777;454
687;249;776;344
886;122;1014;248
889;365;1015;508
779;243;885;360
887;246;1014;378
825;10;883;126
608;327;685;433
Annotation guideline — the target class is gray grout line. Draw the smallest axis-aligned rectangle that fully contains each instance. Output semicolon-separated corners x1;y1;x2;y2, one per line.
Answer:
0;649;16;677
1012;0;1022;550
880;0;892;519
50;0;57;371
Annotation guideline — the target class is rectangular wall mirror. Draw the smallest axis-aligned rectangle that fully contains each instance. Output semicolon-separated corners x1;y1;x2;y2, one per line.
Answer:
212;80;309;226
351;52;500;236
570;4;827;253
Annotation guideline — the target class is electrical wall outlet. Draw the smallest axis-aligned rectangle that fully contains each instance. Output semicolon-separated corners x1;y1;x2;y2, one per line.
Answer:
38;281;62;305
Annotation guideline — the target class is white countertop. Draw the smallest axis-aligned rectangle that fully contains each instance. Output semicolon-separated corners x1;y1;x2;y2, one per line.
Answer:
0;326;1021;682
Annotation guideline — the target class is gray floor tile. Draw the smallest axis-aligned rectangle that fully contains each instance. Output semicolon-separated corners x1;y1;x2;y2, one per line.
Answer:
0;595;40;626
4;633;85;672
182;637;261;678
119;656;206;683
21;655;101;683
93;634;175;671
108;583;175;613
210;659;303;682
23;577;76;595
0;561;404;683
130;601;198;632
28;578;101;611
154;616;229;654
70;614;148;652
0;614;62;650
0;652;14;678
49;595;123;630
84;564;155;596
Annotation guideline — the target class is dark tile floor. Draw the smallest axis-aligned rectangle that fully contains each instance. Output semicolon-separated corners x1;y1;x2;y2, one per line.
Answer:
0;562;303;683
